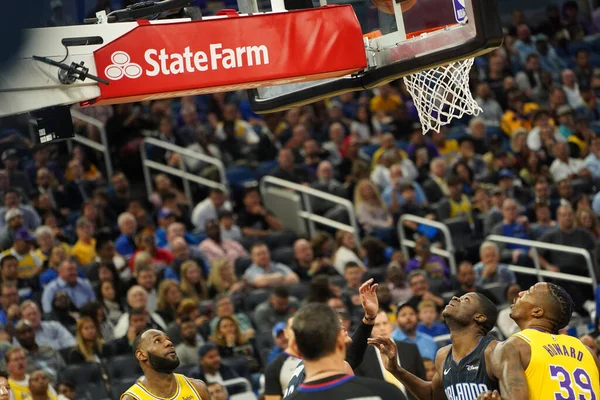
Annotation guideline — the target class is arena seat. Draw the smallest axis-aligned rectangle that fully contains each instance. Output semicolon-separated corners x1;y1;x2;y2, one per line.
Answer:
271;246;295;266
110;379;136;400
254;160;279;180
106;354;144;383
235;256;253;277
243;289;272;311
289;282;310;300
175;363;197;377
221;356;252;379
363;267;387;283
226;166;257;190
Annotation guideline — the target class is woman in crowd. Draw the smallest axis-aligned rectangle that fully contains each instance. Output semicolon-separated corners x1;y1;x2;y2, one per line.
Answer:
213;315;261;372
179;260;208;302
310;231;335;258
519;150;551;185
207;258;245;298
66;316;109;363
79;301;116;342
332;230;365;275
96;280;124;325
156;279;183;325
576;207;600;240
354;179;393;237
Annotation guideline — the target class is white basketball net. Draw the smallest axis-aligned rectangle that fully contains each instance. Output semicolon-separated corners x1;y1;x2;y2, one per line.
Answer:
403;58;482;133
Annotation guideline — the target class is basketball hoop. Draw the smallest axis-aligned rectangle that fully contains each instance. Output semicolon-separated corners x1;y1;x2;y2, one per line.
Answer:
404;58;481;133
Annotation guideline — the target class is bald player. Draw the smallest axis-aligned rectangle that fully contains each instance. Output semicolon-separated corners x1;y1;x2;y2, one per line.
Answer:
121;329;209;400
479;282;600;400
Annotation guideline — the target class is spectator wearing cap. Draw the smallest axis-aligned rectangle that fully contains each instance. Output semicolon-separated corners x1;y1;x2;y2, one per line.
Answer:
501;89;539;137
199;219;247;265
436;176;472;223
174;316;205;365
391;302;438;360
218;210;241;242
0;208;25;250
0;190;41;232
0;228;42;280
70;217;96;266
266;321;288;364
495;169;531;208
189;343;240;385
270;148;312;185
41;259;95;313
534;34;566;82
1;149;33;198
244;243;298;288
562;69;585;110
549;141;590;182
254;286;298;334
191;188;232;233
515;53;542;99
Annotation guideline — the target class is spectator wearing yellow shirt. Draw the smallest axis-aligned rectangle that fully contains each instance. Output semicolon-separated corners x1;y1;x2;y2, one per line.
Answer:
437;176;473;223
501;89;539;136
371;133;410;171
71;217;96;266
431;128;459;163
6;349;58;400
33;226;70;265
0;229;42;280
369;84;402;113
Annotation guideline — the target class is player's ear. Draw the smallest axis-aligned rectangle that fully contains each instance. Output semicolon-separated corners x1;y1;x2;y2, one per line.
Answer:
473;312;487;325
135;349;148;362
531;306;544;319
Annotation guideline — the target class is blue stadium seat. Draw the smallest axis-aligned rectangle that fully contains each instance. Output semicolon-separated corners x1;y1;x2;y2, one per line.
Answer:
361;144;379;158
395;140;408;151
568;41;593;56
226;166;257;190
447;127;468;140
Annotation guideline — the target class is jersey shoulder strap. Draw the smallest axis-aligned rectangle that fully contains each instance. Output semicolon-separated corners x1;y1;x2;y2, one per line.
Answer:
178;374;204;399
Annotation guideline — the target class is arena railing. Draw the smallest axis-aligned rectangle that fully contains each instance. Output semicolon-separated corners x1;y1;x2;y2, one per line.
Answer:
486;234;597;291
259;175;362;248
140;137;228;203
397;214;458;276
29;110;114;184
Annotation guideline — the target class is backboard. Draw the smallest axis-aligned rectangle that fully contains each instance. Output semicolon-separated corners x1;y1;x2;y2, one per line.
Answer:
247;0;503;113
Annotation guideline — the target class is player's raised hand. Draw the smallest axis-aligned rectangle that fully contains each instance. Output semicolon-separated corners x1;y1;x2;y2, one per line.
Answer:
359;278;379;319
367;336;398;372
477;390;502;400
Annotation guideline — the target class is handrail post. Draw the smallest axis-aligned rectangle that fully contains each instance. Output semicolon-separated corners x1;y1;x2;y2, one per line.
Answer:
179;151;193;205
530;248;545;283
70;109;114;184
140;140;154;199
301;192;316;237
397;218;409;261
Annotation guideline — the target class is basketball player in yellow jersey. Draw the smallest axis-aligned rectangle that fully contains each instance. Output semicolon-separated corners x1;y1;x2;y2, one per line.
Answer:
121;329;210;400
478;282;600;400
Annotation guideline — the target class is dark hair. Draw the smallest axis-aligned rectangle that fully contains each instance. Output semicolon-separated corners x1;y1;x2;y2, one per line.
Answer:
292;303;341;361
272;286;289;298
475;293;498;334
0;255;17;269
0;369;8;380
178;315;194;328
250;242;268;252
58;380;75;391
547;283;574;332
129;307;147;321
344;261;361;271
132;328;152;357
306;275;335;303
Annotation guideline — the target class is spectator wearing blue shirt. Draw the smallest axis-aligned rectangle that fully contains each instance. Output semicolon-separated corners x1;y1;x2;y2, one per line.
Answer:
391;302;438;360
416;300;449;339
155;207;177;248
473;241;517;286
0;282;19;326
244;243;299;288
382;165;428;210
41;259;95;314
115;212;137;260
490;198;532;266
39;246;85;289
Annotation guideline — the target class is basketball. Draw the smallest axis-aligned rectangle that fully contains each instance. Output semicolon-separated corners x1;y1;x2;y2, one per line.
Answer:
371;0;417;15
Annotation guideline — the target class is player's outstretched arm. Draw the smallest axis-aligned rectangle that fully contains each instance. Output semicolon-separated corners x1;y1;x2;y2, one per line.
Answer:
368;336;447;400
189;378;211;400
486;339;529;400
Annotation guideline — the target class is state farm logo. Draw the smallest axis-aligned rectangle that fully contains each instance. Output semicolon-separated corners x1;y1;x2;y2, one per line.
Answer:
101;44;270;80
104;51;143;80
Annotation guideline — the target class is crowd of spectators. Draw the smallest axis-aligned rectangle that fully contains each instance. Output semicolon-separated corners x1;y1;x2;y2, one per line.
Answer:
1;0;600;399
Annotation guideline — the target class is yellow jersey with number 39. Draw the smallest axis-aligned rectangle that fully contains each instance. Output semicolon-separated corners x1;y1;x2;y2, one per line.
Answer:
120;373;202;400
513;328;600;400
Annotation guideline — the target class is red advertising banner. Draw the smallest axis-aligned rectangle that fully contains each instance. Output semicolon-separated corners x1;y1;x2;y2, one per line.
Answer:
90;6;366;105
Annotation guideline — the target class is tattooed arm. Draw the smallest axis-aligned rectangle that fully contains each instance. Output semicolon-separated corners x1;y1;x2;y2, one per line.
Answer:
490;338;530;400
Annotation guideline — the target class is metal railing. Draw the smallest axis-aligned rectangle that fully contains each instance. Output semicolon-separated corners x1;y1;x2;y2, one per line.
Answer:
140;137;227;203
398;214;458;275
260;175;361;246
28;110;114;184
486;234;597;291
